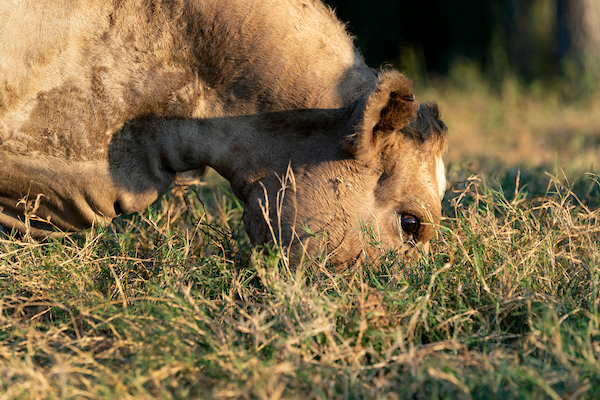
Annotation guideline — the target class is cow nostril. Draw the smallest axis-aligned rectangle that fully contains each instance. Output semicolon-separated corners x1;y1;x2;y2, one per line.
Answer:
400;214;420;236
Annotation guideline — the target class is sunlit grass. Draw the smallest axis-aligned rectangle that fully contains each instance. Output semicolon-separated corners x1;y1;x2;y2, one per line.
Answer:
1;82;600;398
417;60;600;181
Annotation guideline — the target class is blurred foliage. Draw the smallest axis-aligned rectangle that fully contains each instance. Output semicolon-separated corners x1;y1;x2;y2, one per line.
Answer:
325;0;494;73
325;0;600;96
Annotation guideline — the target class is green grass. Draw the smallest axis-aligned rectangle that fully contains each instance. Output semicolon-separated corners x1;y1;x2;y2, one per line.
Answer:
1;81;600;398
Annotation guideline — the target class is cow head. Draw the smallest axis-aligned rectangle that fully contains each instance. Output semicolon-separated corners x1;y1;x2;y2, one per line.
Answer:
242;71;448;266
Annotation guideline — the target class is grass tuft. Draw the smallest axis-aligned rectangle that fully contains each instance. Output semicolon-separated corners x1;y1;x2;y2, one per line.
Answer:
1;86;600;398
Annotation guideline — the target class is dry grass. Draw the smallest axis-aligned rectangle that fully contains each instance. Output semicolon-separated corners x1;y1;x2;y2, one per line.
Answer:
1;80;599;399
420;61;600;177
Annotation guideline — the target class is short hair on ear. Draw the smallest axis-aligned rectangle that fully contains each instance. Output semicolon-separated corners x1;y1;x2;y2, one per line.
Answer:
401;102;448;155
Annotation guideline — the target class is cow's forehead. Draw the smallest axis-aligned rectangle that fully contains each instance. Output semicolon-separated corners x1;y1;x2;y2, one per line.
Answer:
374;143;444;209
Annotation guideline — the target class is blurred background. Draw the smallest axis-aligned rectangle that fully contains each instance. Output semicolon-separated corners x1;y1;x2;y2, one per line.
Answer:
325;0;600;204
327;0;600;92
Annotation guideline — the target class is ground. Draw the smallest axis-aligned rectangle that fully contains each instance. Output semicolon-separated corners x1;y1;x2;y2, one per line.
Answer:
1;74;599;399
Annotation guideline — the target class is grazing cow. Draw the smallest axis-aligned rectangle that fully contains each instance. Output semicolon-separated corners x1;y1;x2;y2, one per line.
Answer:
0;0;447;265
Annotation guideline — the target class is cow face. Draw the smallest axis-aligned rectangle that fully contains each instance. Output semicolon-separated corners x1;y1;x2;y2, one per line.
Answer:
243;72;448;266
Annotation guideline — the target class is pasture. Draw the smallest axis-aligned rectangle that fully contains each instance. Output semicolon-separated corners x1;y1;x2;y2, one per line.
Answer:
1;75;599;399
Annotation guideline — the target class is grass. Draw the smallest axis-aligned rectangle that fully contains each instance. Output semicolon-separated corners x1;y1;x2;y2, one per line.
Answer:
1;78;600;398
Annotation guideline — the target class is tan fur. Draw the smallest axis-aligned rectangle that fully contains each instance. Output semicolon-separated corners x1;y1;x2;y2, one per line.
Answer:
0;0;447;265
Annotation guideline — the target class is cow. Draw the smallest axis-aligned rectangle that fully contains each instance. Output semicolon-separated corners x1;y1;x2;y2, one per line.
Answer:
0;0;447;265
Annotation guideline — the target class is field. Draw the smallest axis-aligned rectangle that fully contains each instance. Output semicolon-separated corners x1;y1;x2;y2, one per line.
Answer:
1;75;600;399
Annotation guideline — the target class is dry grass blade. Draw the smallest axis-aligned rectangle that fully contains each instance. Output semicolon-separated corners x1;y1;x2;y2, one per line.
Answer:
1;86;600;399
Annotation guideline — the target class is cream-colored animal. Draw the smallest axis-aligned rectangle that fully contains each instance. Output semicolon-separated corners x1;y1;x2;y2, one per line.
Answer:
0;0;447;265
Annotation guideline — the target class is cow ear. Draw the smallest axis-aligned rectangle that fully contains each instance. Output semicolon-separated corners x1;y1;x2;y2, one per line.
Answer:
345;71;419;164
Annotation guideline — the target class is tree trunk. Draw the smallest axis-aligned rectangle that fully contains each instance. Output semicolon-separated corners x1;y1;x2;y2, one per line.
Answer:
556;0;600;74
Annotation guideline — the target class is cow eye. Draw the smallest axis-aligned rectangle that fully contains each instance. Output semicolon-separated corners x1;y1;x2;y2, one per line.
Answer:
400;214;420;236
